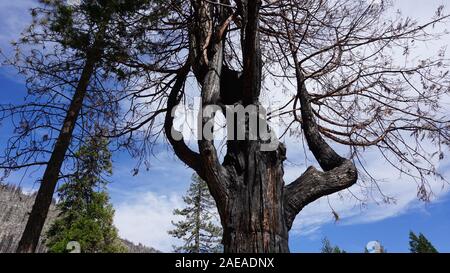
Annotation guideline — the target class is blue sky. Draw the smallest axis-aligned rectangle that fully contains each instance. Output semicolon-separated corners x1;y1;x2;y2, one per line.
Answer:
1;0;450;253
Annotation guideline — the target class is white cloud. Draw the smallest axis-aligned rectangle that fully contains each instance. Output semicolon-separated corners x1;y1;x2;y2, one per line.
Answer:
0;1;34;49
114;191;184;252
289;148;450;237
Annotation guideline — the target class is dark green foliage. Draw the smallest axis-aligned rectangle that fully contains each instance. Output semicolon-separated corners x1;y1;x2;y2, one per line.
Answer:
45;135;125;253
409;231;438;253
321;237;346;253
169;174;223;253
31;0;162;52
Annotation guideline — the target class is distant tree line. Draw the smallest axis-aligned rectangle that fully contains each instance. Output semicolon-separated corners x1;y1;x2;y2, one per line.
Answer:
320;231;439;253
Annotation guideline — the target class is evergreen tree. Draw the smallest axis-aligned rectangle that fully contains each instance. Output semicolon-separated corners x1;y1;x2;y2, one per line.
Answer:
409;231;438;253
321;237;346;253
169;174;223;253
45;134;125;253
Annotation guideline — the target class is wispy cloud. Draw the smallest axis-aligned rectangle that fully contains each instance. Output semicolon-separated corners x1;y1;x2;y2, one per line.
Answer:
114;191;184;252
289;148;450;237
0;1;35;51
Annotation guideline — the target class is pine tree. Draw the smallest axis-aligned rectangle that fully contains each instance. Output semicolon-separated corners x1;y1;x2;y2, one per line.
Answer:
45;134;125;253
169;174;223;253
10;0;164;253
409;231;438;253
321;237;346;253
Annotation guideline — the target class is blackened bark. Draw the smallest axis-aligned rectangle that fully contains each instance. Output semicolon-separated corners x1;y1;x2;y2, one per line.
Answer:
16;41;104;253
221;141;289;253
218;1;292;252
164;65;202;175
240;0;262;105
295;69;346;171
282;59;358;230
198;28;230;215
284;160;357;230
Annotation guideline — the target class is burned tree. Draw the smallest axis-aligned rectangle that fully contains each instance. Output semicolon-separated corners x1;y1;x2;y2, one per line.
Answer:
162;0;450;252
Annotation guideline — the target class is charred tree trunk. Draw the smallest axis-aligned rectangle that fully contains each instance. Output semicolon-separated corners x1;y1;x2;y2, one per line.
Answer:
221;141;289;252
165;0;358;253
16;39;104;253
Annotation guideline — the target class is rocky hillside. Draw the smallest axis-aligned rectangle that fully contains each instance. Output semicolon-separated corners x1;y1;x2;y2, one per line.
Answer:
120;239;160;253
0;183;158;253
0;183;57;253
